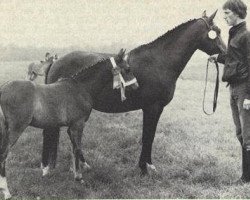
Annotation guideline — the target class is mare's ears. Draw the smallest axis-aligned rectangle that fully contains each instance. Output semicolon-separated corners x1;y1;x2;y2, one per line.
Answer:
117;48;126;59
202;10;207;18
208;10;218;22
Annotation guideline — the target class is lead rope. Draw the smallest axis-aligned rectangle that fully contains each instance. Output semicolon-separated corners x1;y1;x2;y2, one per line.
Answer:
203;59;220;115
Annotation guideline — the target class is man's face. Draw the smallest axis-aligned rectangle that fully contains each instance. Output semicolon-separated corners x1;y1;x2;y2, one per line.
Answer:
223;9;239;26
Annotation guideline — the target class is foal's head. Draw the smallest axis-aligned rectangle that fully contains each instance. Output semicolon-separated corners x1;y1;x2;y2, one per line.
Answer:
71;49;139;90
112;49;139;90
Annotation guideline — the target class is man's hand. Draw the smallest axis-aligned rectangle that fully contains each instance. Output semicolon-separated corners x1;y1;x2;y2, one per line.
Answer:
243;99;250;110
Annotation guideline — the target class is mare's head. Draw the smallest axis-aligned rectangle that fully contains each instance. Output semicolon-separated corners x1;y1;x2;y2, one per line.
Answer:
196;10;227;55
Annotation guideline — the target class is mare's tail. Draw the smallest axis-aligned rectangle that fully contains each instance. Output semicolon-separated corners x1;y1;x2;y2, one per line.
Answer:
44;62;53;84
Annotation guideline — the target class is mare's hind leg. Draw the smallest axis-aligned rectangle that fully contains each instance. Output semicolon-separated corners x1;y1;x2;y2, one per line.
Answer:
67;120;90;181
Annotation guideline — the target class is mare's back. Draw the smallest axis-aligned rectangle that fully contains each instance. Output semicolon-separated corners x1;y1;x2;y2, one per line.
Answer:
47;51;113;84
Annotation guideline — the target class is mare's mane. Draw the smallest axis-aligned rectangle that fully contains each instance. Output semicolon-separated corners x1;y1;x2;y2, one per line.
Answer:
71;58;108;81
131;19;198;52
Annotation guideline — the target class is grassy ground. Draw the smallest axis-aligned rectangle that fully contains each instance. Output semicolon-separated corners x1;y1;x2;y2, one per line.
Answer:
0;56;249;199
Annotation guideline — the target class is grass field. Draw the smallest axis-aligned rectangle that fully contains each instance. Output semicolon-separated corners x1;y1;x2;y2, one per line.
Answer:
0;53;249;199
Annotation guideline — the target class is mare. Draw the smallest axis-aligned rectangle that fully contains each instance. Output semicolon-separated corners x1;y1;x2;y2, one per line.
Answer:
0;49;138;199
43;11;227;176
26;56;55;81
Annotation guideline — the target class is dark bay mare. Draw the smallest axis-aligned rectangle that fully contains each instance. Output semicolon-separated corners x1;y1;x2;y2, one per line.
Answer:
43;11;227;176
0;49;138;199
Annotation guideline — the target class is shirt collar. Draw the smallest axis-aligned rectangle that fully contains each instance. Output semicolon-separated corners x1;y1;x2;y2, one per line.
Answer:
229;21;246;38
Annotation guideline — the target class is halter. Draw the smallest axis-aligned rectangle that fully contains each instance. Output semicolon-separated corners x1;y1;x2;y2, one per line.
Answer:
110;56;138;101
200;18;222;115
200;17;211;30
200;18;219;40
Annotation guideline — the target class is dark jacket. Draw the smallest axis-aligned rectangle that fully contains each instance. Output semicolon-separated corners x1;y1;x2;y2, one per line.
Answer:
218;22;250;96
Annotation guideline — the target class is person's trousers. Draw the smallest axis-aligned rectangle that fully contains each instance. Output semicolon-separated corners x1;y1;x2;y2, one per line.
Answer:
230;82;250;150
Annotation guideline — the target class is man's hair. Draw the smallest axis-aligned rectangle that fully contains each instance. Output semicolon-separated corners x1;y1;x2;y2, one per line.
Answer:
223;0;247;19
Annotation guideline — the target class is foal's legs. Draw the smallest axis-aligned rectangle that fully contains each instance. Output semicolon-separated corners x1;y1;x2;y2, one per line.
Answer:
0;122;30;199
67;120;90;181
139;103;163;175
0;158;11;199
0;115;11;200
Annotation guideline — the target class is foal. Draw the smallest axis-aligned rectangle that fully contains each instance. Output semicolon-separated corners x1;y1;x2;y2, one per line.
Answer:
0;49;138;199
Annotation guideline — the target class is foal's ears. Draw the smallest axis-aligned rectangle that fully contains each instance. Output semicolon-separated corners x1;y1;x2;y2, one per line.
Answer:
117;48;126;61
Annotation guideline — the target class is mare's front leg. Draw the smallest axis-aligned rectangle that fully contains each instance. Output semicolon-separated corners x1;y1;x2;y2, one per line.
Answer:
67;120;90;181
41;127;60;176
139;103;163;175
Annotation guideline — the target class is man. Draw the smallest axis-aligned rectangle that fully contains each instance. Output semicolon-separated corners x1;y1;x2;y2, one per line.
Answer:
210;0;250;184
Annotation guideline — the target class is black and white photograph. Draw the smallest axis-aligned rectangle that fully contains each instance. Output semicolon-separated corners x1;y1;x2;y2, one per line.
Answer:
0;0;250;199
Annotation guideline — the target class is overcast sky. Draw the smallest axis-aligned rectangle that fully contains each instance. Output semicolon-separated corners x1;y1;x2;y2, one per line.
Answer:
0;0;250;49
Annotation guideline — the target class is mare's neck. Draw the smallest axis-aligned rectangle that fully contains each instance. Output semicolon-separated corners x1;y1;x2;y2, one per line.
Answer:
130;20;203;80
74;61;113;98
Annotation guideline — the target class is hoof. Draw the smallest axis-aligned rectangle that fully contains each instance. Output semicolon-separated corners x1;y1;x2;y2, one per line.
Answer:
75;177;84;184
74;172;83;182
4;193;11;200
0;177;11;199
0;189;11;200
82;162;91;170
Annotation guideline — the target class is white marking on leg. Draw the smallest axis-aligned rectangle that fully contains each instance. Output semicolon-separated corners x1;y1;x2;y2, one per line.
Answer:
146;163;157;172
82;162;91;170
0;176;11;199
42;166;50;177
75;171;83;180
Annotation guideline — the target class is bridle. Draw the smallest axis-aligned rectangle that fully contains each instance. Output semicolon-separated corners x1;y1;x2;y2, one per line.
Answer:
203;59;220;115
200;18;222;115
200;18;226;53
110;56;138;101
